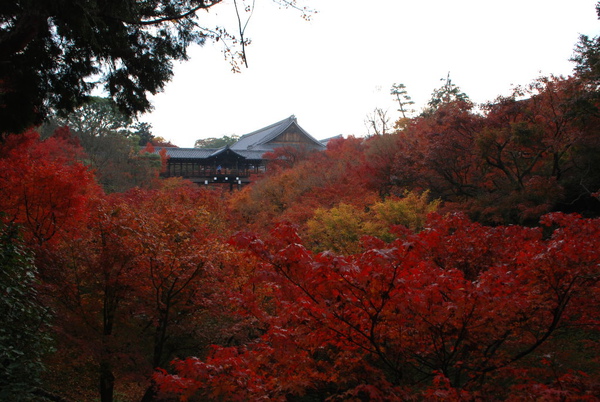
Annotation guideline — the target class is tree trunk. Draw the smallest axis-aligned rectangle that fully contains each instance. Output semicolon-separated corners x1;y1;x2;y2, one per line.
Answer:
99;361;115;402
140;380;158;402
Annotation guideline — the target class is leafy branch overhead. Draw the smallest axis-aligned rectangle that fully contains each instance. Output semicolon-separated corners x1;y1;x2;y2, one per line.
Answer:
0;0;314;135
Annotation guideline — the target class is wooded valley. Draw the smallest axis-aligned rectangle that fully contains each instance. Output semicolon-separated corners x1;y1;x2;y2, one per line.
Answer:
1;1;600;400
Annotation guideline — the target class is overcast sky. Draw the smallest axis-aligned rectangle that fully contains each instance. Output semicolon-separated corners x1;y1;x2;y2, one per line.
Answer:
143;0;599;147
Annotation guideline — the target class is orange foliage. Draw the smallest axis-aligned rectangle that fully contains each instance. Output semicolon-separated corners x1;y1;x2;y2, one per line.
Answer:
229;136;379;234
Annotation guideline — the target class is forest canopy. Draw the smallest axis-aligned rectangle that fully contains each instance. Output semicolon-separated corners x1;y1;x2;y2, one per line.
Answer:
0;1;599;401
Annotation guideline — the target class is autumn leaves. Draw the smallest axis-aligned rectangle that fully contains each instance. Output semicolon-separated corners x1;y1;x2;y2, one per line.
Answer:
1;76;599;400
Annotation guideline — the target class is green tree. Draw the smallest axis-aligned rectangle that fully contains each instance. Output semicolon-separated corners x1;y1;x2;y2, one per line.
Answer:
194;135;240;148
571;2;600;85
42;98;162;192
390;82;415;119
424;72;469;114
42;97;133;142
134;122;154;147
0;0;204;134
0;222;51;400
0;0;312;135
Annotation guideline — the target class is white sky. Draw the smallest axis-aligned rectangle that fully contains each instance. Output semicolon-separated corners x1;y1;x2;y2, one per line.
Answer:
143;0;600;147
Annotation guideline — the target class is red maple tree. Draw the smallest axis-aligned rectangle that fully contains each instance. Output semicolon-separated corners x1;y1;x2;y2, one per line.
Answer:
156;213;600;400
0;128;99;246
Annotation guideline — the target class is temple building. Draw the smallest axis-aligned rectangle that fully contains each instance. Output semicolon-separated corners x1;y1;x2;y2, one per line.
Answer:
157;115;331;187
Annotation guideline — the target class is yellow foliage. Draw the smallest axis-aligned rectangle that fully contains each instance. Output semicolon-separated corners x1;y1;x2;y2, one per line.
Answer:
306;191;440;254
372;190;440;233
306;203;370;254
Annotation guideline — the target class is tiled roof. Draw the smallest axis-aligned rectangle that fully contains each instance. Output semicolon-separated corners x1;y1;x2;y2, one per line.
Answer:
156;147;217;159
231;115;324;151
156;146;263;161
231;149;267;160
155;116;324;161
320;134;343;146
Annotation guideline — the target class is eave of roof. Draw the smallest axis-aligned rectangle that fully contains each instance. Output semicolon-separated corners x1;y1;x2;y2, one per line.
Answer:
155;147;216;158
208;146;248;160
155;146;257;161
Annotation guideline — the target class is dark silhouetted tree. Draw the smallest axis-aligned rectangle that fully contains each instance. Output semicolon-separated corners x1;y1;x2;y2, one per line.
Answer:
0;0;312;135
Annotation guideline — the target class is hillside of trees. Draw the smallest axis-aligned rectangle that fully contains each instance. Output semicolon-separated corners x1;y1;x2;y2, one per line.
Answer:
1;2;600;401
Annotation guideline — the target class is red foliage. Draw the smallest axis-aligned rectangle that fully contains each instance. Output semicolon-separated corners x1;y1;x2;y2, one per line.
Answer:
143;142;156;153
156;213;600;400
38;179;237;400
0;128;100;245
361;133;404;198
384;77;600;223
262;145;316;174
228;136;379;234
395;100;484;199
159;147;169;173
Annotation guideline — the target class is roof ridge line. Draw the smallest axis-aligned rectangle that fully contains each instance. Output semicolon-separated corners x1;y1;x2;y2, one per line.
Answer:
239;115;295;138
